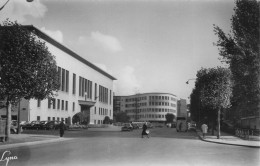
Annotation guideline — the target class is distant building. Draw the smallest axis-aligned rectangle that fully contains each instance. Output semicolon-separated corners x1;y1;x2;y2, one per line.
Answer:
0;25;116;125
113;93;177;122
177;99;187;118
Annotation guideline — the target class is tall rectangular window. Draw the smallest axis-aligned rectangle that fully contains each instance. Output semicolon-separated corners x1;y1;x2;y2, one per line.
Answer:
65;101;68;111
81;78;85;97
37;99;41;107
53;117;55;121
37;116;40;121
48;117;51;121
52;98;56;109
73;102;75;111
73;73;76;94
95;83;97;99
79;77;82;96
62;100;64;110
62;68;65;91
85;79;87;95
90;81;92;99
110;90;112;105
66;70;69;92
48;98;51;109
57;99;60;110
58;67;61;90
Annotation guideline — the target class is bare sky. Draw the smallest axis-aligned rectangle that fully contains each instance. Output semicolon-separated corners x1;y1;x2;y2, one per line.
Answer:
0;0;235;101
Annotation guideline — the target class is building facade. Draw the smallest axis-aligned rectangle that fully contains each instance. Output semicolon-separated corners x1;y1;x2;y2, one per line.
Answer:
0;26;116;125
114;93;177;122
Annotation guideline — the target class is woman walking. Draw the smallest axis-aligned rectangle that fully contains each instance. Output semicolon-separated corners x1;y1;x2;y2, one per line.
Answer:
141;122;149;138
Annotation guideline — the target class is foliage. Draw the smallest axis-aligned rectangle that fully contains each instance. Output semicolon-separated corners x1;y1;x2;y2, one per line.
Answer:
0;20;60;141
214;0;260;120
165;113;175;123
190;67;232;137
198;67;232;110
103;116;111;124
72;112;84;124
0;20;60;101
114;112;130;123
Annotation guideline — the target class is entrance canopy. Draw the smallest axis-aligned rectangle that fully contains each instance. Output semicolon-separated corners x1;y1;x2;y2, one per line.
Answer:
78;100;96;107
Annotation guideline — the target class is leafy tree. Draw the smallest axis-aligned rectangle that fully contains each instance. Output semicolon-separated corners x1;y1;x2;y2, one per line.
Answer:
72;112;84;124
214;0;260;126
165;113;175;123
114;112;130;123
103;116;111;124
0;20;60;141
195;67;232;139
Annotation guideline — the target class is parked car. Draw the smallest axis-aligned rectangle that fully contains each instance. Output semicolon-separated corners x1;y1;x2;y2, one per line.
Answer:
121;123;133;131
33;121;48;130
188;122;196;131
21;121;32;130
24;121;40;130
44;121;69;130
131;123;140;129
44;121;60;130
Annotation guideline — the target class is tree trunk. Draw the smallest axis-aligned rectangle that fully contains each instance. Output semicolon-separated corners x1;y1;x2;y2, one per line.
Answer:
5;101;11;142
17;99;21;134
211;121;215;136
217;108;221;139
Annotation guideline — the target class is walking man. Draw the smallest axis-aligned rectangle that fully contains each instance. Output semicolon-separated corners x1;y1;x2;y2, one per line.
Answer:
60;120;65;137
201;123;208;139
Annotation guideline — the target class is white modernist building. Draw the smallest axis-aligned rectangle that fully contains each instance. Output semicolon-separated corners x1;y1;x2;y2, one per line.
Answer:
0;26;116;125
114;93;178;122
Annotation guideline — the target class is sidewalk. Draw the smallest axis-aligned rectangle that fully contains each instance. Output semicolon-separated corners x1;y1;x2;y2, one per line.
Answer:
0;134;73;150
196;130;260;148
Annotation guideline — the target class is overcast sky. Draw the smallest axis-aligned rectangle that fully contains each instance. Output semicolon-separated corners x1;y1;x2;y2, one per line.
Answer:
0;0;235;101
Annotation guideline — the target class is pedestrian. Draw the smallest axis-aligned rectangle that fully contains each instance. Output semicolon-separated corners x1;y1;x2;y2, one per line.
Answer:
60;120;65;137
141;122;149;138
201;123;208;139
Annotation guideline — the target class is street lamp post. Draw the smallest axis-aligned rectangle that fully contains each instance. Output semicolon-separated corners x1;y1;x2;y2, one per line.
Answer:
186;78;201;126
0;0;33;11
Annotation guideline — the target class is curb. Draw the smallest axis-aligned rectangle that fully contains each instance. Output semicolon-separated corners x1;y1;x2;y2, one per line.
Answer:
0;137;74;150
196;131;260;148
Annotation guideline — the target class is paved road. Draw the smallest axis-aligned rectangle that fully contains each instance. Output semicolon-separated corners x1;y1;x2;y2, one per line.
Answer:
1;127;259;166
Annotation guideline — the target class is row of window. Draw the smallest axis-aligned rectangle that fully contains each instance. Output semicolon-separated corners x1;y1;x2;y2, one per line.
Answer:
36;116;68;123
129;114;168;119
149;96;174;101
125;95;177;103
79;76;92;99
126;108;176;113
38;98;75;112
125;96;147;102
58;67;69;92
94;119;104;124
58;67;112;105
94;107;111;116
125;102;147;108
149;102;172;106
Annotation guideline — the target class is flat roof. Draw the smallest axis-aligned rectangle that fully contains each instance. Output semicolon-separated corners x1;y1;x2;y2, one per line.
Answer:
115;92;177;97
22;25;116;81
